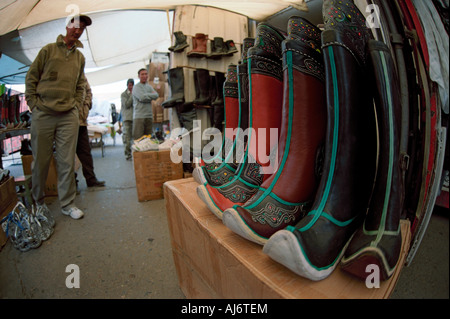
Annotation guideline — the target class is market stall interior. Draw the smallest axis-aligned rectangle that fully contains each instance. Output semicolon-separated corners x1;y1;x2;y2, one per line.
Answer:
0;0;448;299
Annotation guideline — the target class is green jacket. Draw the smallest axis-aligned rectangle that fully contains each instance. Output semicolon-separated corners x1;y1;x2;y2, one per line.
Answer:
120;88;133;122
25;34;86;114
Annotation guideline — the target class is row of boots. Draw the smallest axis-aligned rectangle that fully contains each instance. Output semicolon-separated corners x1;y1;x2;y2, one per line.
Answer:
162;67;227;131
1;89;29;130
192;0;405;283
169;31;238;59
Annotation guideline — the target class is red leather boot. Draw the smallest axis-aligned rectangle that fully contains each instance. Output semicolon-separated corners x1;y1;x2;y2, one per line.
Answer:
264;0;377;281
197;23;285;219
194;38;254;185
223;16;326;245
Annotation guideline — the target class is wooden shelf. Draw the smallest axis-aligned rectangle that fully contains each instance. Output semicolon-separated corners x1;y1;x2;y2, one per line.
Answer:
164;178;411;299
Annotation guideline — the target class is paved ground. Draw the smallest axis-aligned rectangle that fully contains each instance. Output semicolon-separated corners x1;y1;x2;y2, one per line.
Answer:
0;137;448;299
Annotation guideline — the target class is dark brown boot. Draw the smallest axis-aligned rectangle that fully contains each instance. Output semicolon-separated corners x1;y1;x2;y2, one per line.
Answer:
341;40;404;281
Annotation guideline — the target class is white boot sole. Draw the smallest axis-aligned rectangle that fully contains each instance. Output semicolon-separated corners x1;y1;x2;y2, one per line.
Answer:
196;184;223;220
223;208;268;245
263;230;340;281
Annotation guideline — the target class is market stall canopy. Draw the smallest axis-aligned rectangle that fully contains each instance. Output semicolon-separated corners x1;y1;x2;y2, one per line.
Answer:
0;0;308;85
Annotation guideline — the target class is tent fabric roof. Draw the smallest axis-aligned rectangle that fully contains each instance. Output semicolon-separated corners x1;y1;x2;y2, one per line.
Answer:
0;0;308;85
0;0;308;36
0;10;173;85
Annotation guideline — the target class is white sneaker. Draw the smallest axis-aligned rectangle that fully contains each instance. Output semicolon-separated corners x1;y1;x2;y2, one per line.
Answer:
61;205;84;219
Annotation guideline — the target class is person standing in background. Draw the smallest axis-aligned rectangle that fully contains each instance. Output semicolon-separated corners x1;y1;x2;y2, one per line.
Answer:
120;79;135;160
76;79;106;188
25;15;92;220
132;68;158;140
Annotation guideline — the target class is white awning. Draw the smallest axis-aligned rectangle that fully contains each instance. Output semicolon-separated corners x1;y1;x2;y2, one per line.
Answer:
0;0;309;86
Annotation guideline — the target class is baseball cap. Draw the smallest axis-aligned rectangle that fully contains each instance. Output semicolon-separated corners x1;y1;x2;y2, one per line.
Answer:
68;14;92;27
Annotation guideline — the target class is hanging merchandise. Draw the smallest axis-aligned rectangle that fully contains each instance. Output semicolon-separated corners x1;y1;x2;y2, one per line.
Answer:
1;87;10;129
196;22;285;220
398;0;448;267
1;202;55;252
0;89;28;130
340;39;404;281
186;33;208;58
0;90;4;131
263;0;378;281
412;0;449;114
223;16;327;246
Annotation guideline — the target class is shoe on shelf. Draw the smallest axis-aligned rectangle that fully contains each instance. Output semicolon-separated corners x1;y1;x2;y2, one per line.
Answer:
61;205;84;219
87;180;106;187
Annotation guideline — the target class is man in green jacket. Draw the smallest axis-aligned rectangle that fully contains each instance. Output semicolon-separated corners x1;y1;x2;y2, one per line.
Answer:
25;15;92;220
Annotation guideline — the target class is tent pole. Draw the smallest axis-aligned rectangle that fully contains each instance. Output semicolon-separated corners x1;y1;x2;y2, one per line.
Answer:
166;9;172;36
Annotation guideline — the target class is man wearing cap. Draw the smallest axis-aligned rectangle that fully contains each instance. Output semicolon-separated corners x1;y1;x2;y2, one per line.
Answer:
120;79;135;160
25;14;92;220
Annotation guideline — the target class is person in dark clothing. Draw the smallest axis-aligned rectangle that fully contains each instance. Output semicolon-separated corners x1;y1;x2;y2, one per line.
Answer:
76;79;105;188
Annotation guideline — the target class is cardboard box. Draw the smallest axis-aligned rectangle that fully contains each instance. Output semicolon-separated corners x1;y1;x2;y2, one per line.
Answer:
164;178;411;299
152;98;165;124
133;150;183;201
0;177;18;249
148;62;169;82
22;155;58;196
0;176;16;213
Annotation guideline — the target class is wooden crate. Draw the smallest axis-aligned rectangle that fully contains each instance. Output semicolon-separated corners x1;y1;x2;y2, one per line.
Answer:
164;178;411;299
22;155;58;196
21;155;82;197
0;177;19;249
133;150;184;201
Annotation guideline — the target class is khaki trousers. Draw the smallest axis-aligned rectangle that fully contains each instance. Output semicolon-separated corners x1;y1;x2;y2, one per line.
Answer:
133;117;153;140
31;107;79;208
